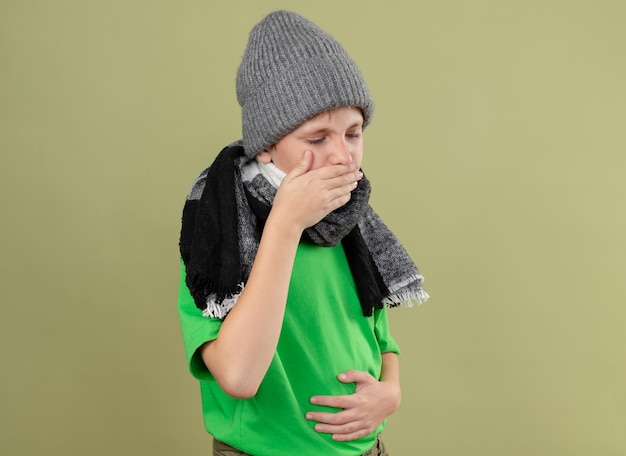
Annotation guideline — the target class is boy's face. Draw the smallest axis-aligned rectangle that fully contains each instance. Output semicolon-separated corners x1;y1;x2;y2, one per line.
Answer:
256;106;364;172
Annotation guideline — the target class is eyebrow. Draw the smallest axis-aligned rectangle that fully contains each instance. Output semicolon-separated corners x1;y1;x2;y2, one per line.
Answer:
302;122;363;135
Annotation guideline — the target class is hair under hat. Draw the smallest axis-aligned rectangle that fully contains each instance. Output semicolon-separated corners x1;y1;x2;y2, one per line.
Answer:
236;10;374;159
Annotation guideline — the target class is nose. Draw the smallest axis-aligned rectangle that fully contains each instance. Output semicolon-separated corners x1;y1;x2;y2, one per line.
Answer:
328;138;353;165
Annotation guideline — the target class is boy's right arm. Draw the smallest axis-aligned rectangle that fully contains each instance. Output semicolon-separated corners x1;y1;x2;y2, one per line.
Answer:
199;150;362;398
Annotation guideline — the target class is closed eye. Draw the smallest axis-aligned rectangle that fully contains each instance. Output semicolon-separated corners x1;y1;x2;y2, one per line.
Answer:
346;127;362;139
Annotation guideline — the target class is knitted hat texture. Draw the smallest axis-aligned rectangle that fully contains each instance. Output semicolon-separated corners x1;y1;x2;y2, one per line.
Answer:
236;10;374;158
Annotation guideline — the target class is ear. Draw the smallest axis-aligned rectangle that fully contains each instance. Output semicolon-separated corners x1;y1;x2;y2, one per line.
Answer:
256;149;273;163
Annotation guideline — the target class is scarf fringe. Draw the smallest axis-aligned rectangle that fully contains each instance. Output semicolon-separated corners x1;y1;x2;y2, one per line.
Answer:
383;287;430;309
200;281;430;318
201;284;244;319
382;273;430;308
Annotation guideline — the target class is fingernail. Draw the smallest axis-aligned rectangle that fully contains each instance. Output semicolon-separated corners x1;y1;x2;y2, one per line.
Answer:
310;396;318;404
305;413;312;420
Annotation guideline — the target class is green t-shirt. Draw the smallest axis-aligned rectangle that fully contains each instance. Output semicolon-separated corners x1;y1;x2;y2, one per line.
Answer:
178;242;400;456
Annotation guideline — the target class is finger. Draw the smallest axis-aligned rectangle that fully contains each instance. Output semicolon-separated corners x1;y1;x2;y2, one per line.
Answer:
309;394;351;409
331;428;374;442
313;163;361;182
287;150;313;179
316;174;361;205
328;169;363;186
314;421;361;435
310;419;374;442
305;410;352;426
326;185;354;209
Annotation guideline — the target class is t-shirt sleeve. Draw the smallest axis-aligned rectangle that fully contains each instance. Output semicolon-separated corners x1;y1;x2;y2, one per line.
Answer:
177;261;222;380
373;307;401;355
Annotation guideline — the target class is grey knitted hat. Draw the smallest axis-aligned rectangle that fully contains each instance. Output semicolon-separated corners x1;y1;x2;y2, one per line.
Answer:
236;10;374;158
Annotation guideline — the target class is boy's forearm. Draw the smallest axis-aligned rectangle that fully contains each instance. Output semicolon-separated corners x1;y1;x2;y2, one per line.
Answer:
380;352;402;412
380;352;400;382
201;215;302;398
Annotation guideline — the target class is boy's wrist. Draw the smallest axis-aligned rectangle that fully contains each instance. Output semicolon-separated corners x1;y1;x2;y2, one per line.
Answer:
380;378;402;414
264;211;305;242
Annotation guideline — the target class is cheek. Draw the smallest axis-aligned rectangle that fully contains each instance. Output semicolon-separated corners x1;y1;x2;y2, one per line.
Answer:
274;157;300;173
270;141;304;173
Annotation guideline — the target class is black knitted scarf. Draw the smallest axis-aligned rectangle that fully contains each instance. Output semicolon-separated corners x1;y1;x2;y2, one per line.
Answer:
179;143;428;319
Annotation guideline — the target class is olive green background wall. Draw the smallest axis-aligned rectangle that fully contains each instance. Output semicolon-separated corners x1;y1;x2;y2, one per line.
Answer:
1;1;625;455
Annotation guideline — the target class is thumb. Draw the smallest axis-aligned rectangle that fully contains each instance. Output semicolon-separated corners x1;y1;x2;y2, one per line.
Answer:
288;150;312;178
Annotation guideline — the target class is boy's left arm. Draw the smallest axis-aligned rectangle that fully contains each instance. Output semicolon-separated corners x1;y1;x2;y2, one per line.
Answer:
306;352;401;441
